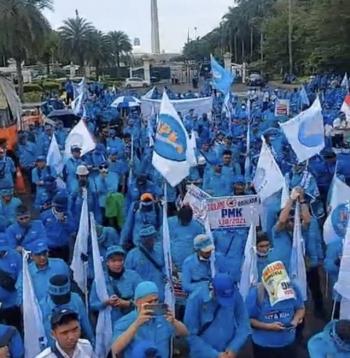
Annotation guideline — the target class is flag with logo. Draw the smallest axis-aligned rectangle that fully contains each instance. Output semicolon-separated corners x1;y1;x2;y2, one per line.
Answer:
90;213;112;357
280;97;324;163
23;251;47;357
323;176;350;244
290;202;307;301
239;223;258;299
152;92;190;187
64;119;96;158
210;55;233;95
253;138;284;202
341;95;350;121
70;189;89;294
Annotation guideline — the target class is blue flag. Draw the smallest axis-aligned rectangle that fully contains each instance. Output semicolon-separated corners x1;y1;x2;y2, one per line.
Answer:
210;55;233;94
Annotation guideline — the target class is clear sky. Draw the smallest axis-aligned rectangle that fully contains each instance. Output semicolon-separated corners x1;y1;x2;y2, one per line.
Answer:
44;0;233;53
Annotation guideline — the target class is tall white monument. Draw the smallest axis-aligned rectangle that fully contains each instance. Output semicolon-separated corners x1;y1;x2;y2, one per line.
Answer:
151;0;160;54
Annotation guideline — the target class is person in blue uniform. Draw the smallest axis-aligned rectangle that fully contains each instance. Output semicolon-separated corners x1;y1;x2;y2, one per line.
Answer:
126;225;165;300
40;192;75;262
6;205;47;252
90;245;142;325
16;240;70;304
62;145;84;194
0;188;22;232
203;162;232;197
0;142;16;190
246;265;305;358
111;281;188;358
0;324;24;358
184;273;250;358
308;319;350;358
0;234;22;331
40;274;94;347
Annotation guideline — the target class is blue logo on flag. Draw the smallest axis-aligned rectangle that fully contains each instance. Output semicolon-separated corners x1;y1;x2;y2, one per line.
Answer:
298;119;323;148
154;113;187;162
331;203;349;238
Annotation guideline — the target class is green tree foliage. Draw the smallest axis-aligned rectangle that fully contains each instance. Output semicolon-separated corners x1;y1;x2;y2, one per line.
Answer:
107;31;133;74
184;0;350;74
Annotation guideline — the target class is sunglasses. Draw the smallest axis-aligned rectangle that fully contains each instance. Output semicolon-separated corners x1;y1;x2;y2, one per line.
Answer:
99;165;109;170
18;215;30;221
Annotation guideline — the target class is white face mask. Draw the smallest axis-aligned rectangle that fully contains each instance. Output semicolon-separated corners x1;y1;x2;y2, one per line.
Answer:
254;246;272;257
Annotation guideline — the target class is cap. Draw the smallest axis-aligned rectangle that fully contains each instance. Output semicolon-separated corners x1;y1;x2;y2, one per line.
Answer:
139;225;157;238
131;340;159;358
109;147;119;156
134;281;159;301
0;188;13;197
76;165;89;176
197;156;206;165
0;233;9;250
233;175;245;184
71;144;82;152
213;273;236;307
51;308;78;328
105;245;125;260
36;155;46;162
193;234;214;252
49;274;71;296
16;205;30;217
140;193;154;202
52;193;68;211
31;240;48;255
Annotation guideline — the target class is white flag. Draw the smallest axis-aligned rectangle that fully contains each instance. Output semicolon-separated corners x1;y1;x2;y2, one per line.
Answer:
341;95;350;121
323;176;350;244
162;185;175;310
187;130;198;167
244;120;251;177
239;223;258;299
152;92;190;187
341;73;349;93
253;138;284;202
23;251;47;357
334;210;350;315
64;119;95;158
280;97;325;163
280;176;290;209
71;92;84;116
90;213;112;358
290;202;307;301
47;134;63;175
70;189;89;293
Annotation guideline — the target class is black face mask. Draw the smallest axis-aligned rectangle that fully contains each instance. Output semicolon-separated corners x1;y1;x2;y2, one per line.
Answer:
50;292;71;305
79;178;88;187
141;203;153;212
108;268;125;280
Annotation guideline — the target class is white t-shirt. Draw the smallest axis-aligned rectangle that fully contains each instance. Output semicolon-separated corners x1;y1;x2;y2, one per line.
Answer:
35;339;95;358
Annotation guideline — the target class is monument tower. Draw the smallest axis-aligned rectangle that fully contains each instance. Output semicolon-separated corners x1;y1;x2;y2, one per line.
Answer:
151;0;160;54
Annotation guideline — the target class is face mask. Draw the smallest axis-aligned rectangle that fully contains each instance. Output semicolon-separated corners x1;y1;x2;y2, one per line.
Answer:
50;292;71;305
141;203;153;212
79;178;88;187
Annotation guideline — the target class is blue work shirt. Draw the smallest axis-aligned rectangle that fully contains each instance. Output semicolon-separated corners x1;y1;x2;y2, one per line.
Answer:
113;310;175;358
246;284;304;348
95;172;120;208
0;156;16;190
0;196;22;232
63;157;84;193
17;141;38;170
40;293;95;346
40;209;75;249
308;320;350;358
167;217;204;270
0;249;22;308
0;324;24;358
202;172;232;197
6;220;47;251
16;258;70;304
90;269;142;324
184;286;250;358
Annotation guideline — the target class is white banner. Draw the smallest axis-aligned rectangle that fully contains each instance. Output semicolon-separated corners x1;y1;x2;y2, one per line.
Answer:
207;195;260;229
182;184;211;224
141;96;213;119
275;99;290;117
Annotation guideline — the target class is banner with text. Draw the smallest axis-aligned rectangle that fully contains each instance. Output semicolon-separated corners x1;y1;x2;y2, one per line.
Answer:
183;184;211;224
206;195;260;229
275;99;290;117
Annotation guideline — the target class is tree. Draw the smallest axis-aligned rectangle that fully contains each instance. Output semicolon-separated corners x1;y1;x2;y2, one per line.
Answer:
0;0;53;100
107;31;132;76
58;16;95;68
40;30;59;75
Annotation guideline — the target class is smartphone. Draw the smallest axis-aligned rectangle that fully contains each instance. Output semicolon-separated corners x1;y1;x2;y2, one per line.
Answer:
284;323;295;330
144;303;168;316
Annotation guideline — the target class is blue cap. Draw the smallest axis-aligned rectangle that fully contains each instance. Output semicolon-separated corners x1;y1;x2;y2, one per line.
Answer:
233;175;245;184
131;340;159;358
71;144;82;152
49;274;71;296
31;240;48;255
134;281;159;301
0;188;13;196
105;245;125;260
139;225;157;238
109;147;119;156
193;234;214;252
53;192;68;212
0;233;9;250
213;273;236;307
36;155;46;162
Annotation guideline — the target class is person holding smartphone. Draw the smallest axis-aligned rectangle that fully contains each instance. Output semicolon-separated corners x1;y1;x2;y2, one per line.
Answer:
111;281;188;358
